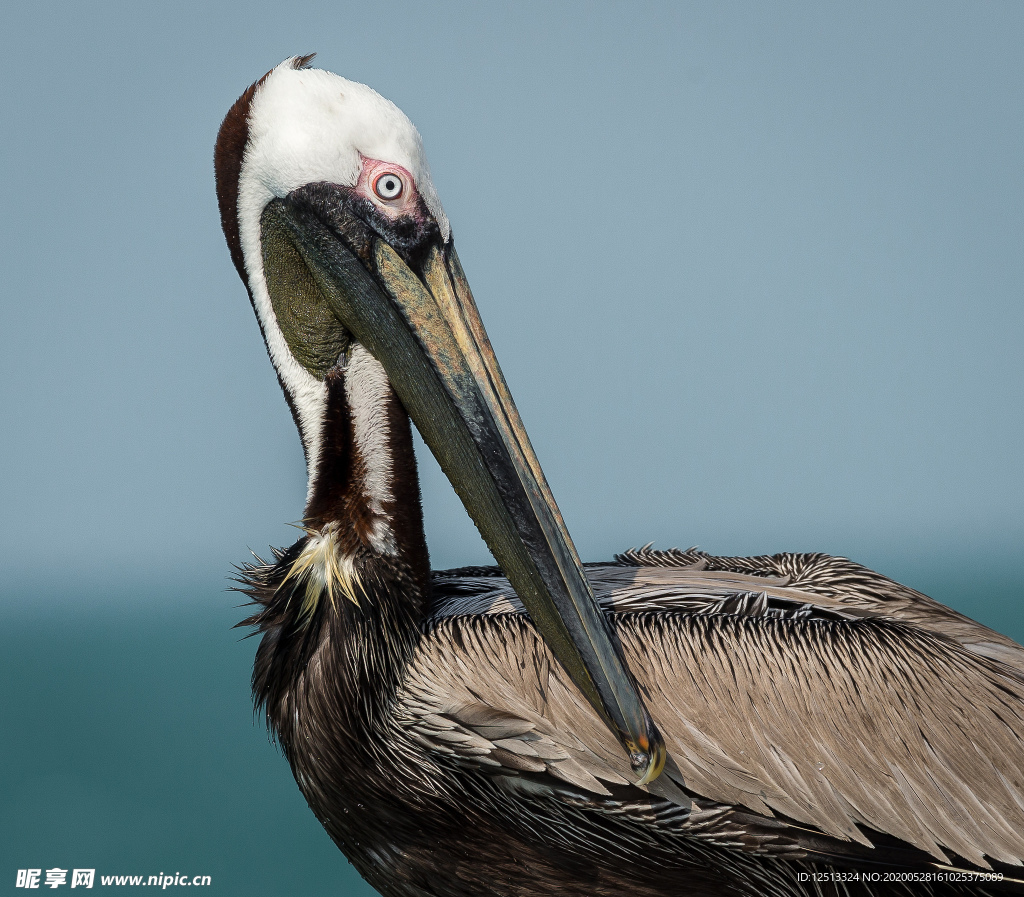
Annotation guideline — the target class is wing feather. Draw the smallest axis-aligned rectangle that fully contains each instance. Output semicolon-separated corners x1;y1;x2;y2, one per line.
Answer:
417;550;1024;869
621;611;1024;865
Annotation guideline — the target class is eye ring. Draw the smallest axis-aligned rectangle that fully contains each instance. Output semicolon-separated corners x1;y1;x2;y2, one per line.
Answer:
373;172;404;201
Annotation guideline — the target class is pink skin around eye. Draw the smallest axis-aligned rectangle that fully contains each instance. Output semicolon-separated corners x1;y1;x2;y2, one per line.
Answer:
354;157;422;220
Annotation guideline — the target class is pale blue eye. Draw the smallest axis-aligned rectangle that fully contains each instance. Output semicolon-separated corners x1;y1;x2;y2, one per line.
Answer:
374;173;403;201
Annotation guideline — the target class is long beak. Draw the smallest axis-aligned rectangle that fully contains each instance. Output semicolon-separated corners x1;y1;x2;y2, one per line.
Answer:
260;197;665;784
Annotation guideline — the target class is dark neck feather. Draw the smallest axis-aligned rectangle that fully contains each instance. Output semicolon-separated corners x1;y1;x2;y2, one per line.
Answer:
304;362;431;598
241;356;431;749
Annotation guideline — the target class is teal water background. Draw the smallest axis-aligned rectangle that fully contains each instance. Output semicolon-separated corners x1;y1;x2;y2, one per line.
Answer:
2;581;377;897
3;562;1021;896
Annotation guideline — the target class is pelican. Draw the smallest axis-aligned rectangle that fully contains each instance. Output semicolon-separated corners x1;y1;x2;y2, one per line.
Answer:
215;57;1024;896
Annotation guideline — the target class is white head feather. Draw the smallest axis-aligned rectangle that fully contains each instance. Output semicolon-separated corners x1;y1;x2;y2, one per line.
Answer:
233;58;449;501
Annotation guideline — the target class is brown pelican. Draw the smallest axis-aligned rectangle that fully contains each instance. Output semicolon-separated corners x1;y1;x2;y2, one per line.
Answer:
215;57;1024;896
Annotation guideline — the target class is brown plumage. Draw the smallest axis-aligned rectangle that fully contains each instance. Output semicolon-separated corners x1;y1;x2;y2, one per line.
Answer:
219;58;1024;896
238;545;1024;896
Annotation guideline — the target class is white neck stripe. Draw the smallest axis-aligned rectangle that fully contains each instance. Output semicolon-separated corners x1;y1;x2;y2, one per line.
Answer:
342;344;397;555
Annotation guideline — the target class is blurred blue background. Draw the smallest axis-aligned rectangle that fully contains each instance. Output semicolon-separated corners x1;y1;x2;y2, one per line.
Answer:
1;2;1021;894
